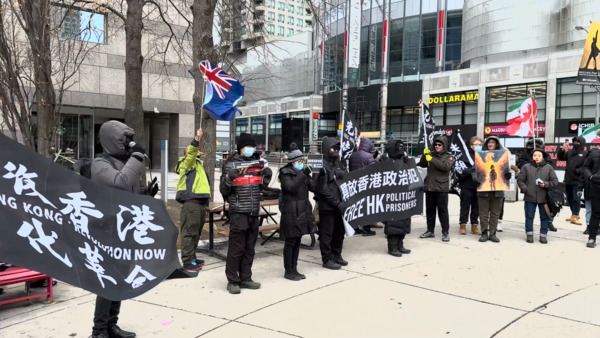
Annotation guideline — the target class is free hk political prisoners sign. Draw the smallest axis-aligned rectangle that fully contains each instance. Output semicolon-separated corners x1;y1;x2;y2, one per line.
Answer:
0;134;181;301
338;158;424;229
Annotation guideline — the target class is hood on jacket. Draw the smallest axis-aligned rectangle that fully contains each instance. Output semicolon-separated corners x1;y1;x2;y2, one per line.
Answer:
572;136;586;148
526;138;545;152
321;136;340;161
531;148;550;165
98;120;135;159
358;138;374;152
483;136;504;151
432;135;449;153
385;139;405;160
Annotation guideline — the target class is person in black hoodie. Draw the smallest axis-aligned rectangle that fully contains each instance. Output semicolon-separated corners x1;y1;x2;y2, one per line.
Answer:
583;147;600;247
515;137;557;232
220;133;273;294
278;143;316;280
458;136;482;236
317;136;348;270
557;136;587;225
382;140;413;256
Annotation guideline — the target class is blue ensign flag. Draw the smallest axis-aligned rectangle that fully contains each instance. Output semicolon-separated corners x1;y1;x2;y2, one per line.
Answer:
198;61;244;121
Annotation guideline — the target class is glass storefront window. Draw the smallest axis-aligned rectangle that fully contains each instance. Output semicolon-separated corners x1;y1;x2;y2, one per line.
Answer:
557;77;598;119
485;82;547;123
235;118;248;136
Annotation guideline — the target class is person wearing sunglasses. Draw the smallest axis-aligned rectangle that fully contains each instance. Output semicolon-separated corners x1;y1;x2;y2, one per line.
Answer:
418;136;455;242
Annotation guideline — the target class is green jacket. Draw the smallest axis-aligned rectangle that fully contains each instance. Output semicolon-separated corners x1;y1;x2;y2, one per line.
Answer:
175;139;211;203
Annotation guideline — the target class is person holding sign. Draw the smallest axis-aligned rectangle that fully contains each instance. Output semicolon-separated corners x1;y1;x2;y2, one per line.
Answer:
317;136;348;270
90;121;142;338
175;128;211;272
278;143;317;280
382;140;413;256
220;133;273;294
418;136;455;242
517;149;558;244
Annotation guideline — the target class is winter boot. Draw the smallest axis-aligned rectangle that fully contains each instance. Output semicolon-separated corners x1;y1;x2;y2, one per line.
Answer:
566;215;573;222
526;235;534;243
479;230;488;242
471;224;481;235
488;230;500;243
587;239;596;248
397;235;411;254
571;215;582;225
459;223;467;235
387;237;402;257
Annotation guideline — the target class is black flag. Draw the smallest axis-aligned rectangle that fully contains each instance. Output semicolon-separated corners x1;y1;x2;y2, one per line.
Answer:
340;109;360;161
419;102;436;148
449;130;474;195
0;135;182;301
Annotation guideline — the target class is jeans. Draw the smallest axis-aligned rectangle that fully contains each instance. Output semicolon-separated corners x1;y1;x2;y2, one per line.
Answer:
586;200;592;226
524;201;550;236
565;184;581;216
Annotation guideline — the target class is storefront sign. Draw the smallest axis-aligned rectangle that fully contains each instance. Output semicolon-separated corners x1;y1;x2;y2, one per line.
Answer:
568;120;595;134
428;93;478;104
312;119;319;140
484;124;546;137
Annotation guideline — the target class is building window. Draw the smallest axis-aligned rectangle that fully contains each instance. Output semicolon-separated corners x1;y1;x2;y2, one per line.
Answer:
251;117;266;135
420;13;437;75
445;11;462;70
428;91;478;126
297;18;303;27
287;28;294;36
288;4;294;13
297;0;303;3
486;82;547;123
278;14;285;22
386;107;420;138
267;11;275;21
557;77;598;119
288;16;294;25
268;114;285;135
278;1;285;10
297;6;303;15
356;111;379;132
267;24;275;34
268;0;275;8
235;119;248;136
278;26;285;36
241;26;246;35
58;6;106;43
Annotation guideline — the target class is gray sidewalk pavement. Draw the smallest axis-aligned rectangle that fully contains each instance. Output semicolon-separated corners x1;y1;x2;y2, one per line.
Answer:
2;179;600;337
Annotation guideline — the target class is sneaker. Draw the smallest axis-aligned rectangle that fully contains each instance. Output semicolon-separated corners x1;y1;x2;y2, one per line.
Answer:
323;260;341;270
442;233;450;242
239;280;261;289
419;231;435;239
333;255;348;266
362;230;377;236
587;239;596;248
183;261;203;272
526;235;534;243
497;224;503;232
284;272;302;281
488;234;500;243
227;283;241;294
539;236;548;244
584;228;589;235
194;258;205;266
548;224;558;232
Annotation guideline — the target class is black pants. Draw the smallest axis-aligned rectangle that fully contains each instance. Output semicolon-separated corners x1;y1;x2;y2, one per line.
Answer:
459;188;479;225
225;213;259;284
588;188;600;240
283;237;301;273
425;191;449;234
92;296;121;335
318;211;345;263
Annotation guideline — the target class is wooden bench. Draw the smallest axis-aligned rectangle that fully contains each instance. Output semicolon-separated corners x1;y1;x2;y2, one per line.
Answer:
0;267;53;306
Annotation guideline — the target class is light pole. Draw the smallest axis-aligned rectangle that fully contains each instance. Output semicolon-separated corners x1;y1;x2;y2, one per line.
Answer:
575;25;600;125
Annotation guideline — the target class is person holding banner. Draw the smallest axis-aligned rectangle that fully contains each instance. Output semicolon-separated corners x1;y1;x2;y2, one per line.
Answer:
517;149;558;244
90;121;142;338
418;136;455;242
457;136;482;236
349;137;376;236
220;133;273;294
175;128;211;272
557;136;587;226
278;143;317;280
317;136;348;270
382;140;413;256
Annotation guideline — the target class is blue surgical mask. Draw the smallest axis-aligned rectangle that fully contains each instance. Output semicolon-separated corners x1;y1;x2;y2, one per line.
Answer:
294;163;304;171
243;147;255;157
474;145;482;152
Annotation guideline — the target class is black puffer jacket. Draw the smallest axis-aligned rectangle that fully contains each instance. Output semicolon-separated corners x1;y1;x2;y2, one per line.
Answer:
220;153;267;215
317;136;345;212
279;165;316;238
557;136;587;187
382;140;411;236
417;135;455;192
583;149;600;199
516;138;548;169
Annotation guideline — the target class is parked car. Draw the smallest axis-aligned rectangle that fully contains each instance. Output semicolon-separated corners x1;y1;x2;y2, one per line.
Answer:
215;153;223;169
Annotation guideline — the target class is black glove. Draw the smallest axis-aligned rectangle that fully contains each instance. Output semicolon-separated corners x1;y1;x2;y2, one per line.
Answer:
147;177;158;197
403;156;409;163
227;169;240;180
262;167;273;178
131;144;146;155
319;168;326;176
334;169;345;179
504;172;512;180
303;166;312;176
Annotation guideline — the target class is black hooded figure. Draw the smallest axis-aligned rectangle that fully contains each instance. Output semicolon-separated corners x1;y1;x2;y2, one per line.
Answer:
558;136;587;225
316;136;348;270
382;140;412;257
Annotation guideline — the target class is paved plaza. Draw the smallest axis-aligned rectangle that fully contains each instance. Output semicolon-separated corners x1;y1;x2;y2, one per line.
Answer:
1;171;599;337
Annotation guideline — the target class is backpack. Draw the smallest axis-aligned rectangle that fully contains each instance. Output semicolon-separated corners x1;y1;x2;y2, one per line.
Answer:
74;154;117;179
545;188;566;217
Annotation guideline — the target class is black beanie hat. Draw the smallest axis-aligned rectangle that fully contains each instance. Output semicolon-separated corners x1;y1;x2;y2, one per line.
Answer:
237;133;256;153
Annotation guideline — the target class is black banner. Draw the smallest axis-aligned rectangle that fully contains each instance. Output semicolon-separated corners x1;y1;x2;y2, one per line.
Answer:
0;135;181;301
340;110;360;161
338;158;424;228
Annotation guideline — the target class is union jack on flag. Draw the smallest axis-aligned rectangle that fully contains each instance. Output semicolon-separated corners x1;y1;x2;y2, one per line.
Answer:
196;60;244;121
